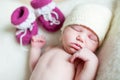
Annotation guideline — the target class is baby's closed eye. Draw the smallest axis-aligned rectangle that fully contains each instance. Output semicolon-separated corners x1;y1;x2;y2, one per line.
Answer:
88;34;98;42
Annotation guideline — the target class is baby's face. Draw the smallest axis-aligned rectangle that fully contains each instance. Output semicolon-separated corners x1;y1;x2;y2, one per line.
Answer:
61;25;99;54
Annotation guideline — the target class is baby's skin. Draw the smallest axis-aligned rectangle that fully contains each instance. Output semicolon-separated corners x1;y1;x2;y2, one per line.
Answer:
29;34;98;80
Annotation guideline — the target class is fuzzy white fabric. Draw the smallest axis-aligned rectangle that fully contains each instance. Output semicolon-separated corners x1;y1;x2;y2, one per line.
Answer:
0;0;116;80
96;0;120;80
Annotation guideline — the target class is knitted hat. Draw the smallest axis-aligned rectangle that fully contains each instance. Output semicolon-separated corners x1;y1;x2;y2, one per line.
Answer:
61;4;112;46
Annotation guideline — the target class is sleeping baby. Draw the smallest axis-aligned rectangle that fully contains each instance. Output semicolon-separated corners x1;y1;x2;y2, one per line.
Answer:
29;4;112;80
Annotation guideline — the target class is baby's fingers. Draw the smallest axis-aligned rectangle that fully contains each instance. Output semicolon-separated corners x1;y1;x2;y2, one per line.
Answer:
69;53;79;63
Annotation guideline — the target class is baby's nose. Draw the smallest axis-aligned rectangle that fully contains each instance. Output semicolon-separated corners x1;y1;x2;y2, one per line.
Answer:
76;35;84;43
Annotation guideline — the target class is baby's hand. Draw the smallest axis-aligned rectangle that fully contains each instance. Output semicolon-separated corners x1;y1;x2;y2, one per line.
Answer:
31;35;46;48
70;48;97;63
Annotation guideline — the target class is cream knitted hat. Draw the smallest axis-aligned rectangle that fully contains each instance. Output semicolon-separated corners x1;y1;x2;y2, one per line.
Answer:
61;4;112;46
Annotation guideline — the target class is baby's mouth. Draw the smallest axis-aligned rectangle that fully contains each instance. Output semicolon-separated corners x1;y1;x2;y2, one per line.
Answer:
70;43;82;50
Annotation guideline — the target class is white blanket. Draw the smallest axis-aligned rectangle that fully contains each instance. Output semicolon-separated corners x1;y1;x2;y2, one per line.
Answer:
96;0;120;80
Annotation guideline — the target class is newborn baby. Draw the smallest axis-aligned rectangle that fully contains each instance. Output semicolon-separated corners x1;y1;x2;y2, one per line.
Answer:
29;4;112;80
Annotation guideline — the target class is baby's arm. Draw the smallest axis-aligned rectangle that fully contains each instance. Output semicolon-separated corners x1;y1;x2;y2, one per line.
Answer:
70;48;99;80
29;35;46;72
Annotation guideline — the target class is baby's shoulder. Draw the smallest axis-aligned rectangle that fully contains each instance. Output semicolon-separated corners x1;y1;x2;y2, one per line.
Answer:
44;45;61;51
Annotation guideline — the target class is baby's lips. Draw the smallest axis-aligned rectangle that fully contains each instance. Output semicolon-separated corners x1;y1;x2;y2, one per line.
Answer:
70;43;82;50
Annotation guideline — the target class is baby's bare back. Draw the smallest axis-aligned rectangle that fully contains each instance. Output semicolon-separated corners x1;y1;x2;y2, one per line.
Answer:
30;47;75;80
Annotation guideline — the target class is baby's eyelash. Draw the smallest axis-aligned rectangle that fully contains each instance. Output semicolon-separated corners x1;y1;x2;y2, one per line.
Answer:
88;35;98;41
